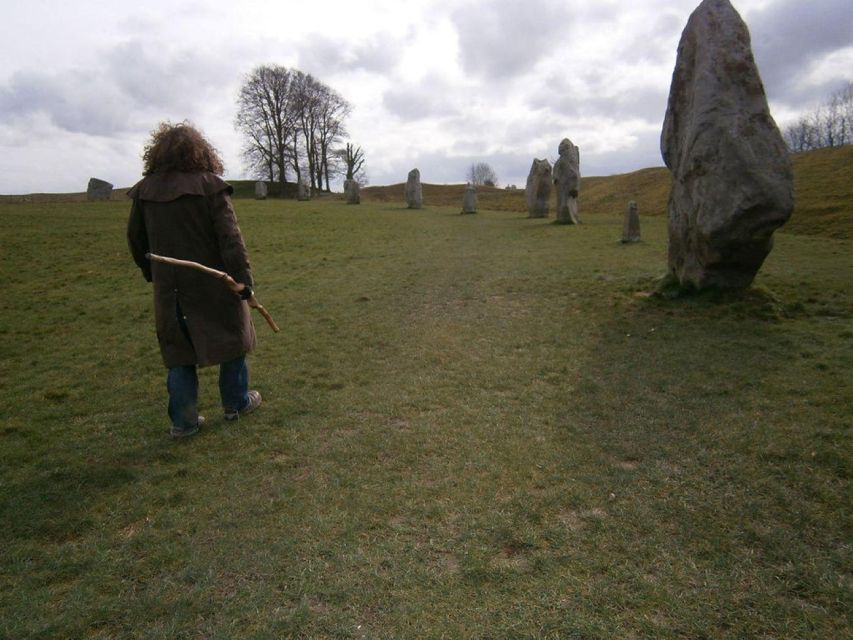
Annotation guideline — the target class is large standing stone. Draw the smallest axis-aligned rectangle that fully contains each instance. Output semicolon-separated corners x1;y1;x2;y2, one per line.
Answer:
297;181;310;201
461;184;477;214
254;181;268;200
662;0;793;290
553;139;580;224
86;178;113;201
405;168;423;209
344;179;360;205
622;201;641;243
525;159;552;218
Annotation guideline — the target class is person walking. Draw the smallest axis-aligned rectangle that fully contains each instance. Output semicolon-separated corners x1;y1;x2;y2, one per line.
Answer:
127;121;262;437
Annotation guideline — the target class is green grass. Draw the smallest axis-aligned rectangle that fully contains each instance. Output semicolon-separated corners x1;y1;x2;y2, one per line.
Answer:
786;145;853;239
0;196;850;639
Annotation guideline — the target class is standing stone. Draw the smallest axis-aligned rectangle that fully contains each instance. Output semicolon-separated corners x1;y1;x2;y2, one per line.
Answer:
344;179;360;205
461;184;477;214
553;138;580;224
254;181;268;200
622;201;641;243
525;159;552;218
662;0;793;290
86;178;112;201
405;168;423;209
297;181;310;201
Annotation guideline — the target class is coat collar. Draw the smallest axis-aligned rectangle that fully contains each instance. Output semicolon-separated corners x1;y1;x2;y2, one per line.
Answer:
127;172;233;202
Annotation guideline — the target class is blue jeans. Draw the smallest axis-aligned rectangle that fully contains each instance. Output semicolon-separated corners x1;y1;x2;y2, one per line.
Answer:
167;356;250;429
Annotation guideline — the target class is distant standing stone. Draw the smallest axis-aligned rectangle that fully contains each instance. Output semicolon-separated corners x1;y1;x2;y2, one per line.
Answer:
553;138;580;224
405;168;423;209
86;178;113;201
662;0;793;289
462;184;477;214
525;158;552;218
255;181;268;200
344;179;360;205
622;201;641;243
297;181;310;201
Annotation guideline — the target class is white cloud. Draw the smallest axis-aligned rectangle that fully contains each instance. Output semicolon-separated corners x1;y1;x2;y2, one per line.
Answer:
450;0;573;80
0;115;141;193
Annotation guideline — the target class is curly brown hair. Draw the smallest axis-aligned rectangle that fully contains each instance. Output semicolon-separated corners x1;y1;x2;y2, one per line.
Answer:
142;121;225;176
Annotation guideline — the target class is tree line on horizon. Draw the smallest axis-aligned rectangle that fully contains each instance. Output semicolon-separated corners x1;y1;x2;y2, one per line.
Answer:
783;82;853;153
235;65;365;194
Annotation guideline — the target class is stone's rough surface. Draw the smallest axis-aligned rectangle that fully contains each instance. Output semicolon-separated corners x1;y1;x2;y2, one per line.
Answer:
622;201;641;243
662;0;793;290
297;181;310;201
553;138;580;224
87;178;113;201
405;168;423;209
525;159;552;218
462;184;477;214
254;181;268;200
344;179;360;205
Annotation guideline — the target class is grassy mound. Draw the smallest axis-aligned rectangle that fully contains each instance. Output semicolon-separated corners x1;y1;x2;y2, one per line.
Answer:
787;144;853;239
361;145;852;239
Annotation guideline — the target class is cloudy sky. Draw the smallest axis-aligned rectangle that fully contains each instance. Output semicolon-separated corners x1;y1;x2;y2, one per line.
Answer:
0;0;850;194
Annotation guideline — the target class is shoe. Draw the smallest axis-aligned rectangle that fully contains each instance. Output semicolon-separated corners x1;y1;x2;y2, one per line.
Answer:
224;390;262;421
171;416;205;438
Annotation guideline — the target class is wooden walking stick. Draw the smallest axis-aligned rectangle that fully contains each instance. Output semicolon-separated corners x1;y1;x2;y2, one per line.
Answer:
146;253;280;333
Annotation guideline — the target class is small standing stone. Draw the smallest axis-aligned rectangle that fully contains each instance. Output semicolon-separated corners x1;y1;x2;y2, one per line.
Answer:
462;184;477;214
662;0;793;289
254;181;268;200
344;179;360;205
622;201;641;243
525;158;552;218
86;178;113;201
405;168;423;209
553;138;580;224
297;181;310;201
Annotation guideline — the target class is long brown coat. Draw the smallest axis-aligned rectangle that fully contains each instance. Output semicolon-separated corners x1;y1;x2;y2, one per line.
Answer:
127;172;256;368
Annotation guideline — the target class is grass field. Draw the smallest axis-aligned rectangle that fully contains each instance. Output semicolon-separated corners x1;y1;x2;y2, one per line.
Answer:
0;164;851;638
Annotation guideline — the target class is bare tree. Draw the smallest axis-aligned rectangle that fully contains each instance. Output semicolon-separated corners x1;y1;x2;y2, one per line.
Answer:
235;65;298;194
316;85;351;191
783;81;853;152
840;82;853;144
466;162;498;186
241;144;274;184
825;84;852;147
342;143;366;181
289;71;318;191
280;71;353;193
236;65;353;194
783;117;817;153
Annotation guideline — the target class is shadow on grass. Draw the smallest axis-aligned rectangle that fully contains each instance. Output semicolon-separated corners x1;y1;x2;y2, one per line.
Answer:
541;283;849;635
1;463;138;542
